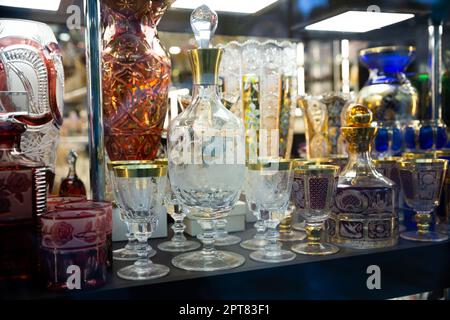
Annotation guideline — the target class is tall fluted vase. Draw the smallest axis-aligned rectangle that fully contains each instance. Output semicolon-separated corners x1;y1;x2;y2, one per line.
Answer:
101;0;173;161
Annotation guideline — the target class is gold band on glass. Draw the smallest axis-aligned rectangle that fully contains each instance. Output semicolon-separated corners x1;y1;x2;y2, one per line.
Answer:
434;150;450;159
373;159;398;166
399;158;448;169
107;160;155;170
153;158;168;166
359;46;415;57
113;164;167;178
247;160;292;171
402;151;435;160
108;159;168;170
294;164;339;175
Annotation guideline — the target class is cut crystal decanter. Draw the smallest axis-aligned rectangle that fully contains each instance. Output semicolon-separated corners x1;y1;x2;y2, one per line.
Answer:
168;5;246;271
327;103;398;249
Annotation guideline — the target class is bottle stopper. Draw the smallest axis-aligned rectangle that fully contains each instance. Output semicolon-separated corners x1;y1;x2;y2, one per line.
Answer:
341;103;377;153
344;103;373;127
188;5;222;85
66;149;78;167
190;4;218;49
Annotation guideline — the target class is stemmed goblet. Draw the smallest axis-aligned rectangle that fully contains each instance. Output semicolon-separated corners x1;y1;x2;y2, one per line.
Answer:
247;160;296;263
291;164;340;255
240;192;268;251
156;159;200;252
398;158;448;242
112;164;170;280
108;160;156;261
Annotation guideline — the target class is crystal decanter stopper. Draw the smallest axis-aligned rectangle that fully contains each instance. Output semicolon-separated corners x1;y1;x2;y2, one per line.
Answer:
190;4;218;48
327;103;398;249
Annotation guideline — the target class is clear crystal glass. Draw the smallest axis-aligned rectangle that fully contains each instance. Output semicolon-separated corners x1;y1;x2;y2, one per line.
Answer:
247;161;296;263
398;158;448;242
112;164;170;280
291;164;340;255
168;5;246;272
108;160;157;261
156;159;200;252
168;84;246;271
240;194;268;251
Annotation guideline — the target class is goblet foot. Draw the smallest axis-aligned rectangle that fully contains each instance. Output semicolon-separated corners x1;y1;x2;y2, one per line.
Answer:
278;230;306;242
291;242;339;255
157;240;201;252
250;249;296;263
171;250;245;271
117;262;170;281
214;234;241;246
113;247;139;261
292;222;305;231
240;238;268;251
400;231;449;242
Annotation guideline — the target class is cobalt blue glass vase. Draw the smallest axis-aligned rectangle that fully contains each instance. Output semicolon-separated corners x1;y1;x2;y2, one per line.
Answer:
357;46;418;125
357;46;419;157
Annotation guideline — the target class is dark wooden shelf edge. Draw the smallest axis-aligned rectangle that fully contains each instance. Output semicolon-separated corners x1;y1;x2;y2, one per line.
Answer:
27;240;450;300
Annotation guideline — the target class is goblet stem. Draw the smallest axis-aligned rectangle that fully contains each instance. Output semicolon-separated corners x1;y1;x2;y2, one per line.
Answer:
215;219;228;238
123;220;137;249
305;222;322;246
416;211;432;235
197;219;217;256
264;218;281;254
171;212;187;243
134;223;152;267
279;214;292;234
124;232;137;250
254;217;266;240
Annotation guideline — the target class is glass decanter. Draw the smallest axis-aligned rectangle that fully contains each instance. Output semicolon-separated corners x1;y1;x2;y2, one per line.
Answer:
327;103;398;249
59;150;86;197
168;5;246;271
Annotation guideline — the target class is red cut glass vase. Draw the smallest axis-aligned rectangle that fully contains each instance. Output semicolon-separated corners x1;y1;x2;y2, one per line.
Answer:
101;0;173;161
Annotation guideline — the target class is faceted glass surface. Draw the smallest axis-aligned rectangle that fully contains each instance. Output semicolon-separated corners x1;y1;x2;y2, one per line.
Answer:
101;0;173;160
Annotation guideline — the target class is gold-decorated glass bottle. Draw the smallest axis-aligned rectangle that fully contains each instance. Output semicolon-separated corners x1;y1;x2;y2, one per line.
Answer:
327;103;398;248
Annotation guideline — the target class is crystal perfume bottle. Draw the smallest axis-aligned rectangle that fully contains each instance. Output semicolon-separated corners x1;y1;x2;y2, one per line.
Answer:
0;92;47;281
168;5;246;271
59;150;86;197
327;103;398;249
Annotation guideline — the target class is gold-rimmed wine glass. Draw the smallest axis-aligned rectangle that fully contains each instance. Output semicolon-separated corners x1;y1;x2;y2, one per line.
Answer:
112;164;170;280
291;164;340;255
108;160;157;261
246;160;296;263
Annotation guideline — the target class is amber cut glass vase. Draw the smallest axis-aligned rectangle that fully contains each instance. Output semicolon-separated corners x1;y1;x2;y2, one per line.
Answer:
101;0;173;160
